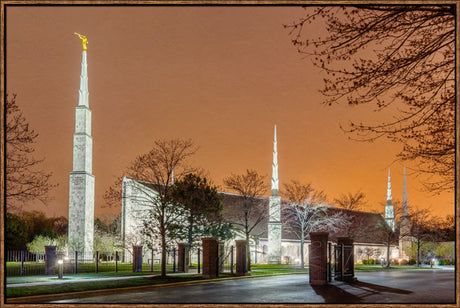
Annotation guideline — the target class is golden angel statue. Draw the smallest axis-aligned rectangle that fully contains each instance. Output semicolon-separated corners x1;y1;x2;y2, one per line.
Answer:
74;32;88;51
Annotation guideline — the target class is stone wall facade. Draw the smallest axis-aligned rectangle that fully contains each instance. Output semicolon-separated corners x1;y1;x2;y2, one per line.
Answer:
267;195;282;263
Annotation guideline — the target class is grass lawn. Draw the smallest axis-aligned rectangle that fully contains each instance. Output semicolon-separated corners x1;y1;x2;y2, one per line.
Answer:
6;274;205;298
7;271;155;284
250;264;308;275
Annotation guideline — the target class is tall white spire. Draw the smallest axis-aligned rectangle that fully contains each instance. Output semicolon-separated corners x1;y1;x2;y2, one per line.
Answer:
385;168;395;232
78;52;89;108
268;124;282;264
386;168;392;204
68;35;95;257
271;125;279;196
402;166;408;216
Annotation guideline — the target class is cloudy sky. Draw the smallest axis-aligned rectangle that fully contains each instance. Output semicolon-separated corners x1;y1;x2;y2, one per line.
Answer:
5;5;454;219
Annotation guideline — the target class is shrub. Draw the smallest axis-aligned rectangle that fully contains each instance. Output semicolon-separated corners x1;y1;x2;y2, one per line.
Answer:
408;259;416;265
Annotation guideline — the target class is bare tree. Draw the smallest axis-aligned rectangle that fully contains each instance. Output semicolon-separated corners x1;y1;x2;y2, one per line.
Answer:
338;209;387;245
282;180;346;269
408;206;439;266
6;94;55;211
333;190;368;211
122;139;197;278
223;169;268;270
286;6;455;192
103;176;124;209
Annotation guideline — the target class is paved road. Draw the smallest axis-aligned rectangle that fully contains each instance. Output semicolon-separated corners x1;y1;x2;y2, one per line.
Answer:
50;270;455;304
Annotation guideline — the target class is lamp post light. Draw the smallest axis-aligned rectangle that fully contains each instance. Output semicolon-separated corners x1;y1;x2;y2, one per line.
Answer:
57;259;64;279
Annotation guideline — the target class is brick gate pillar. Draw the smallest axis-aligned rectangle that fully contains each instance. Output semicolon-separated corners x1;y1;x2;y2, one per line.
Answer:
235;240;248;276
177;243;189;273
309;232;329;285
132;245;143;272
202;238;218;279
45;246;57;275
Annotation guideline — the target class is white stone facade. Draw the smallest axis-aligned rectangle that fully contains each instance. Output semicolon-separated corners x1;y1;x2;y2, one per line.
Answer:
267;195;282;263
121;178;158;255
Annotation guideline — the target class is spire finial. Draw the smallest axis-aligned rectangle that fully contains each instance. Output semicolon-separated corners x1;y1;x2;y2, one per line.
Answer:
75;32;88;52
271;125;279;195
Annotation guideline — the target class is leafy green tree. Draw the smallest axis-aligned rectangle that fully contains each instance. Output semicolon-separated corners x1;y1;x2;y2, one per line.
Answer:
6;213;29;250
95;218;109;234
170;173;227;248
286;6;454;192
435;242;455;261
26;235;66;254
93;217;122;254
21;211;58;241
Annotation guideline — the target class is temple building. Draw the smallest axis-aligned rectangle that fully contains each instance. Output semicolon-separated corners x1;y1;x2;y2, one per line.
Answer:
121;126;409;264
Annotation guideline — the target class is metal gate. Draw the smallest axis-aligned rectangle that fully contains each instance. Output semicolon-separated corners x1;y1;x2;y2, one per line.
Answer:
218;245;234;274
334;243;354;281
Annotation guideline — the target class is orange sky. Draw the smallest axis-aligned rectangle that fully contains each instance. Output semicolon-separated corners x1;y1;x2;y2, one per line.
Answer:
5;6;455;220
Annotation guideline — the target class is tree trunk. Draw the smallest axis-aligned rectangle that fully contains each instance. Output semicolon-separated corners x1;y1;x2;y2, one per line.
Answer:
161;230;167;279
386;232;391;267
417;239;421;267
300;238;305;269
246;233;251;271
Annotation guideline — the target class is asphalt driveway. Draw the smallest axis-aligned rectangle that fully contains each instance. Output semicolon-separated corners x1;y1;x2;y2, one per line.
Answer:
48;270;455;304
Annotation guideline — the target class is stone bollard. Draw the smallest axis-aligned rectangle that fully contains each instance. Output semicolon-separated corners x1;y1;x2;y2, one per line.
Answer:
177;243;189;273
202;238;218;279
235;240;248;276
45;246;57;275
309;232;329;285
133;246;143;272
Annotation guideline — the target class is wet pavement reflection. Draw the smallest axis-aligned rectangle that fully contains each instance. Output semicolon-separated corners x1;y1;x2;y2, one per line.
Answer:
50;270;455;304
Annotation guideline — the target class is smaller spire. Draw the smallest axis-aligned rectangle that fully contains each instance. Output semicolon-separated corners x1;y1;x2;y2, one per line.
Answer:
387;168;392;204
402;166;408;216
271;125;279;195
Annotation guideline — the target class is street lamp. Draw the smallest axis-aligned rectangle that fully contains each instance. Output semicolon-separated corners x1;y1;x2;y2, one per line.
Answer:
57;259;63;279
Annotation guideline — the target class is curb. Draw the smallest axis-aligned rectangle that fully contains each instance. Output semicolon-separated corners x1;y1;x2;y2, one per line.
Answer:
6;272;307;304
